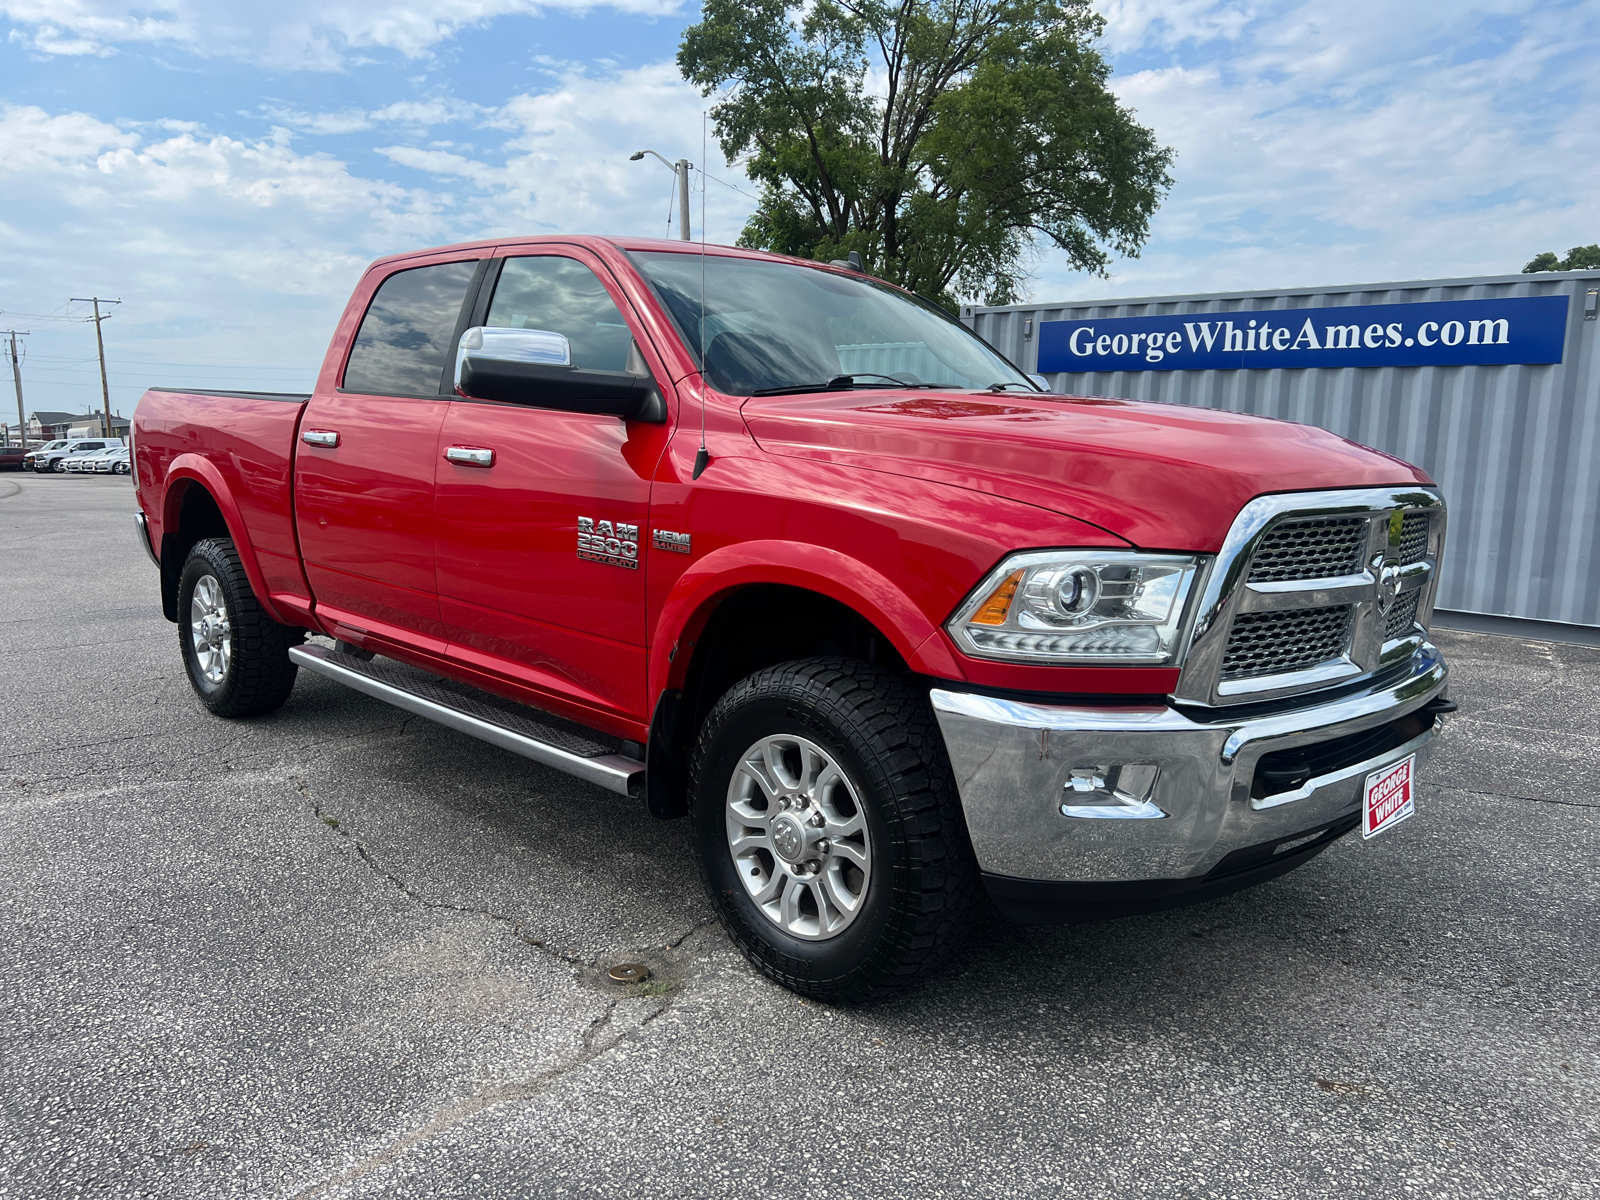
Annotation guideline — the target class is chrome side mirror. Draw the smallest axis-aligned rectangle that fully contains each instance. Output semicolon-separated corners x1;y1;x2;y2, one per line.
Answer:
454;326;571;387
1027;373;1051;392
454;326;665;422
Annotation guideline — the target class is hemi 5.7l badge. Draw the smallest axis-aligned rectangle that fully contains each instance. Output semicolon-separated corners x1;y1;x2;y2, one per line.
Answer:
578;518;639;569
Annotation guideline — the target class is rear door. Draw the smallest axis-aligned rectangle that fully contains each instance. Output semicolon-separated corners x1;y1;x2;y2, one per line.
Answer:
295;254;484;653
433;248;675;725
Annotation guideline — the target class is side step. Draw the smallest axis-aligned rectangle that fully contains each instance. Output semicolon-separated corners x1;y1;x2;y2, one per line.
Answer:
288;644;645;798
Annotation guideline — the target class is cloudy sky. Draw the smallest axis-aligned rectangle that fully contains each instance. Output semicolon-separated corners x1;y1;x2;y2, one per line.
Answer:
1;0;1597;414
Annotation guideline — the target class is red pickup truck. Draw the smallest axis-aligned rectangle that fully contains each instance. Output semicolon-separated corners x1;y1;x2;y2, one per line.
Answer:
131;236;1451;1001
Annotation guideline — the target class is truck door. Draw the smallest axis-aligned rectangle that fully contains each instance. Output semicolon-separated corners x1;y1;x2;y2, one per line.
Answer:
295;254;483;653
434;249;674;727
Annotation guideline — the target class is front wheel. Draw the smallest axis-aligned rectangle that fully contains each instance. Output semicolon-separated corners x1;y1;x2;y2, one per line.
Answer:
178;537;303;717
690;658;980;1003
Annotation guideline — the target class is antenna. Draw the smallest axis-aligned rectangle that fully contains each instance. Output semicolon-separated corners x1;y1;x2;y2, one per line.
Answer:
692;110;711;481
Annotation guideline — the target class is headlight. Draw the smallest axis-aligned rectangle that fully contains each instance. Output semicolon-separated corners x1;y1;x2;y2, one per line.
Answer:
947;550;1201;665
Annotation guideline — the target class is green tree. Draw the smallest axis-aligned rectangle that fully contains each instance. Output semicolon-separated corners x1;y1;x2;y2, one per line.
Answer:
1523;244;1600;273
677;0;1173;307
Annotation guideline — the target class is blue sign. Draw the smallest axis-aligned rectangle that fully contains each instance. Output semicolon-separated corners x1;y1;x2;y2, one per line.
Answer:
1037;295;1568;373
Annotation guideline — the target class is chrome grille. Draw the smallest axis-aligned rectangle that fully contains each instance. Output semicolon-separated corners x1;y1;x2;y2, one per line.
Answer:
1248;516;1367;582
1398;512;1430;565
1175;487;1447;707
1385;590;1421;640
1220;606;1352;680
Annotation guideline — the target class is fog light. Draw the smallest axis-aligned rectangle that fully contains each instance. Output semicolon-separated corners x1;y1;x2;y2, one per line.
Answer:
1060;763;1166;819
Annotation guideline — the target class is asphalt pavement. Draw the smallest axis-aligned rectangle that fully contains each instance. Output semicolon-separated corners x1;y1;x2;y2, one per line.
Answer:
1;470;1595;1199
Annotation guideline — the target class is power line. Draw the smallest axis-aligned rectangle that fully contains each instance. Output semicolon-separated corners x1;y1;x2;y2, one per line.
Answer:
701;168;762;204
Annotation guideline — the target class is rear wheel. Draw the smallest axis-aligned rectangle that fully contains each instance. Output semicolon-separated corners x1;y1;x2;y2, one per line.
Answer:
178;537;302;717
690;658;979;1003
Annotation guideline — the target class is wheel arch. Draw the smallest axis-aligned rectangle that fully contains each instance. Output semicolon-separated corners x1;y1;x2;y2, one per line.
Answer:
644;542;968;820
157;456;283;625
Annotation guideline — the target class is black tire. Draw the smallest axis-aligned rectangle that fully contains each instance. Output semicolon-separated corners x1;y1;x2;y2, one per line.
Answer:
690;658;980;1003
177;537;303;717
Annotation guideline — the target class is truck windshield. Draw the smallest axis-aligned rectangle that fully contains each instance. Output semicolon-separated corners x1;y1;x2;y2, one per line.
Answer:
631;251;1034;396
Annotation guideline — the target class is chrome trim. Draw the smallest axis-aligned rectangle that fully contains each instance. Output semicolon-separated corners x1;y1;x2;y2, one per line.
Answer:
444;446;495;467
288;645;643;797
1176;487;1446;706
133;511;160;569
301;429;340;448
1250;728;1434;811
930;641;1446;883
1062;797;1167;820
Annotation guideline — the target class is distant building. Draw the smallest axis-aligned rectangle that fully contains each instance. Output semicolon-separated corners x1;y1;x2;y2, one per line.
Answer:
25;410;128;440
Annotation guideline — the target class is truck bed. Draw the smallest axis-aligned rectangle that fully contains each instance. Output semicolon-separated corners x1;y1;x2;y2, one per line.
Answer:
132;386;313;624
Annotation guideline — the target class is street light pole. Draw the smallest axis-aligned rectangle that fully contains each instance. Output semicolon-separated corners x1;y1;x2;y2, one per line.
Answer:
71;297;121;438
630;149;694;241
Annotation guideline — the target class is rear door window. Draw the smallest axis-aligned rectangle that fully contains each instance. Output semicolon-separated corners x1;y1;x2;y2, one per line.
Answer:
486;257;633;372
343;260;480;396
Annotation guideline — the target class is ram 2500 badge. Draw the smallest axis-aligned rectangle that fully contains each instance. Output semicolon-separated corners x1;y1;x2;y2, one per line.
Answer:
130;237;1452;1001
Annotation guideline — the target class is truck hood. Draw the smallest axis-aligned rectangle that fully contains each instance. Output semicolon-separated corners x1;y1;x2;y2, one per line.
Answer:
742;391;1433;552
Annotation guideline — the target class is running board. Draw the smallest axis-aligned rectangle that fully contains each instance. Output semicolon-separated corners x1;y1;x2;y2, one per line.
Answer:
288;644;644;798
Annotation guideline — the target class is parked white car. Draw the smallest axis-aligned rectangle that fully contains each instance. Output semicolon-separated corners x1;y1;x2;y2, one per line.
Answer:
29;438;122;473
91;445;131;475
68;446;122;474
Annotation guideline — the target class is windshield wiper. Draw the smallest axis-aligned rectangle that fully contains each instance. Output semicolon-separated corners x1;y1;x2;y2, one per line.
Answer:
751;374;957;396
986;381;1037;392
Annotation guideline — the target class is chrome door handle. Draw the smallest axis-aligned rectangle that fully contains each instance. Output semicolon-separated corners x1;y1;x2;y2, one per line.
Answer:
301;429;339;448
444;446;495;467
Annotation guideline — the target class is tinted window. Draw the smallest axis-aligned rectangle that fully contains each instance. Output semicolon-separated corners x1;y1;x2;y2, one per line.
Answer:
486;257;632;372
343;260;479;395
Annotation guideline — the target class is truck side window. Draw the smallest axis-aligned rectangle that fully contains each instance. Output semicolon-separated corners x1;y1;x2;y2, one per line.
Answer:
486;257;632;372
343;260;480;396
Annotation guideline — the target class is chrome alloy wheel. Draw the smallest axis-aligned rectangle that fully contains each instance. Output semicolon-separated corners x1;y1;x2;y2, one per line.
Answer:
725;734;873;941
189;573;231;685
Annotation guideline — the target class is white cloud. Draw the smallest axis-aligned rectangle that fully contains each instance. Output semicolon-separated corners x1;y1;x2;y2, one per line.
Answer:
0;0;685;70
259;97;496;134
0;65;757;413
1029;0;1600;301
1096;0;1254;53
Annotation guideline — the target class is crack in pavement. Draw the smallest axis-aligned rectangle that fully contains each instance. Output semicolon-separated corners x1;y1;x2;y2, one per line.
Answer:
1429;782;1600;810
286;996;636;1200
292;775;587;965
287;771;704;1200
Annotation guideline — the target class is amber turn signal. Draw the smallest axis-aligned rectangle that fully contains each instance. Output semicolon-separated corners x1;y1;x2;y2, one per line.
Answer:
970;569;1024;626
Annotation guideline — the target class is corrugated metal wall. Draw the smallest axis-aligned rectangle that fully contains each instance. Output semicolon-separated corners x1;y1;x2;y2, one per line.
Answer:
964;272;1600;629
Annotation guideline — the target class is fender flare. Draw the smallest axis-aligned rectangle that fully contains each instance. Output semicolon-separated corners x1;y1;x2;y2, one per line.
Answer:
646;539;967;704
161;454;288;626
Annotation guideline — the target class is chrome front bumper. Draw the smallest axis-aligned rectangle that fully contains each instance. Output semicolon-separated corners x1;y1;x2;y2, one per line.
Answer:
931;643;1447;884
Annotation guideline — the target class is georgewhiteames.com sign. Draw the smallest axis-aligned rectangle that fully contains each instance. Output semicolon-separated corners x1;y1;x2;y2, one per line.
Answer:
1036;294;1569;373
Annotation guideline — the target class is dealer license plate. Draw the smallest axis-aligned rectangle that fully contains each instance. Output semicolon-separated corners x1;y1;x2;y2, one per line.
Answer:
1362;754;1416;839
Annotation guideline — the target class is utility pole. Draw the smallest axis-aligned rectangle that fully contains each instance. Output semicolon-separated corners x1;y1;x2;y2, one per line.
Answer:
3;331;27;450
675;158;692;242
71;297;121;438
